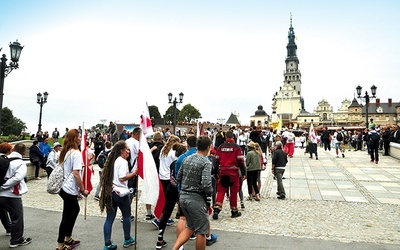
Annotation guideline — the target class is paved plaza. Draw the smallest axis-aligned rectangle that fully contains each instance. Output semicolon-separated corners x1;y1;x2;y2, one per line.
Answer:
1;146;399;249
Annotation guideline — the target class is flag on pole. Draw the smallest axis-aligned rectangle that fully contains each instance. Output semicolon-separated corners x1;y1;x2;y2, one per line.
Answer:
140;102;154;138
137;130;165;218
196;121;200;137
81;126;93;192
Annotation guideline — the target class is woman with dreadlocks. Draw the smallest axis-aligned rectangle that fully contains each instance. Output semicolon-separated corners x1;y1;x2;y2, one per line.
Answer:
99;141;137;250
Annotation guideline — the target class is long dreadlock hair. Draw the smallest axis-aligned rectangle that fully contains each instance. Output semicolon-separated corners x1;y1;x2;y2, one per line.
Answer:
99;140;128;213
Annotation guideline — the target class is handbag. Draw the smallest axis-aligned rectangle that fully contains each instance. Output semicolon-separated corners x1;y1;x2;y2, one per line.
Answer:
47;152;70;194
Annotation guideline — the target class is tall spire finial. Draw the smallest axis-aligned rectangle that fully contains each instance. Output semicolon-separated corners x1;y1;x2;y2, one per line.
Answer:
290;12;292;27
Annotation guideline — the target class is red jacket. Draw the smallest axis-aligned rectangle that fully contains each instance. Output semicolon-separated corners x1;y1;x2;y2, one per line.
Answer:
215;139;246;176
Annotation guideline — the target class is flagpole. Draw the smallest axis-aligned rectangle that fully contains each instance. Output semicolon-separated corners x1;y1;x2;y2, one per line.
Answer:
134;175;138;250
83;123;88;220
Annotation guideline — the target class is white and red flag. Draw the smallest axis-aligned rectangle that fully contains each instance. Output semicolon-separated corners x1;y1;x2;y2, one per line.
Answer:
140;102;154;138
137;129;165;218
81;126;93;193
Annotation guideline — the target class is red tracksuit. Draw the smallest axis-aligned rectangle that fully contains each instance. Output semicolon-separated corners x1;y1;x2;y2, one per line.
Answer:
214;138;246;212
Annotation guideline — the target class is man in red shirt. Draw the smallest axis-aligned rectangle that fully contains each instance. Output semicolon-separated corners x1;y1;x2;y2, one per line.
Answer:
212;131;246;219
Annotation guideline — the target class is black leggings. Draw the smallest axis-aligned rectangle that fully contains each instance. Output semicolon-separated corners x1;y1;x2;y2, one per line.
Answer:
158;184;179;241
247;170;260;195
57;189;80;243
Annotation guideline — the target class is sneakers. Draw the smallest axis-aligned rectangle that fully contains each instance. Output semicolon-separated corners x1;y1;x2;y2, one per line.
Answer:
240;201;245;209
65;238;80;247
94;196;100;201
123;237;136;248
152;218;159;229
35;177;42;180
277;196;286;200
166;218;174;226
231;211;241;218
121;215;134;223
57;245;75;250
146;214;155;220
9;237;32;248
104;243;117;250
206;233;218;246
189;232;197;240
6;231;11;236
156;240;168;249
342;153;345;158
212;209;220;220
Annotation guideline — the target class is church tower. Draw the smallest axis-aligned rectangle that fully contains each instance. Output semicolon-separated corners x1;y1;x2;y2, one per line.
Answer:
271;14;303;128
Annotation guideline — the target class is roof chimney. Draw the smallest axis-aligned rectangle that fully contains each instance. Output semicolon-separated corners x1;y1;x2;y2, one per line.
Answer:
376;98;380;107
388;98;392;107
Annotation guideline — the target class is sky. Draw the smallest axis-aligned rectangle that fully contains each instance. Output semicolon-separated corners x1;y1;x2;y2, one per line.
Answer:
1;0;399;134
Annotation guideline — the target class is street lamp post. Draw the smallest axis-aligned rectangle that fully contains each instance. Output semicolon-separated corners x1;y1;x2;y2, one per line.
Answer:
37;92;49;132
0;40;24;132
356;85;377;129
168;92;184;135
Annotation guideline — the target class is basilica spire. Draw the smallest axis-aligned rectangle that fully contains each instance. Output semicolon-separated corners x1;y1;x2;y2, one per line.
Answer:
286;13;299;63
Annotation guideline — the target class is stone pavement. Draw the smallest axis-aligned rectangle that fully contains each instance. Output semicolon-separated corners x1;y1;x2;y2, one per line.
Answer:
2;147;400;249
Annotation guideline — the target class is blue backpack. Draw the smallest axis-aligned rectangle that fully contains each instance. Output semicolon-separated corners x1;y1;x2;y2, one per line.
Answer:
369;132;380;145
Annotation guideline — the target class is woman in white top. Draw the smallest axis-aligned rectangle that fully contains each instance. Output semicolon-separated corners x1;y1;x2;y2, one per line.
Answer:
56;129;89;250
99;141;137;249
158;135;181;192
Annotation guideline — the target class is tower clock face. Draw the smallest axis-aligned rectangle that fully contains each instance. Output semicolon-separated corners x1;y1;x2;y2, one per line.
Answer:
288;62;296;69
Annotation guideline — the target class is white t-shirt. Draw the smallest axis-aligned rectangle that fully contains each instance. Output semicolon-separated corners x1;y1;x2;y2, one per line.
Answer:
113;156;130;189
159;149;177;180
126;137;139;170
62;149;83;195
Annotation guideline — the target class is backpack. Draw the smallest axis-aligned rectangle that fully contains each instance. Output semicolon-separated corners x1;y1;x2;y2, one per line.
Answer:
47;153;71;194
336;132;343;142
97;150;110;169
261;135;268;144
0;156;19;186
369;132;380;145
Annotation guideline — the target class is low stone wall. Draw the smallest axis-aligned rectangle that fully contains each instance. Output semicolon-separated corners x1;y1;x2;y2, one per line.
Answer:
389;142;400;160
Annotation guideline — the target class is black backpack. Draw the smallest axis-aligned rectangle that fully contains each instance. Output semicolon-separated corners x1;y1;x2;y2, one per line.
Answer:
0;155;19;186
336;132;343;142
97;150;110;169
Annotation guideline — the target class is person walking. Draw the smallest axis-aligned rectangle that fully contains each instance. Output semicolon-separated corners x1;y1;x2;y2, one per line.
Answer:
154;143;187;249
271;141;288;200
368;127;380;164
99;141;137;250
213;131;246;220
245;141;261;201
321;126;331;151
155;134;180;226
173;136;214;250
309;128;319;160
334;128;345;158
55;129;89;250
0;143;32;248
94;141;112;201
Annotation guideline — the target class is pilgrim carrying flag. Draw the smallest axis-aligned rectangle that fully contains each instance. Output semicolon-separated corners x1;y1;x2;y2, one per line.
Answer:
137;103;164;218
81;126;93;192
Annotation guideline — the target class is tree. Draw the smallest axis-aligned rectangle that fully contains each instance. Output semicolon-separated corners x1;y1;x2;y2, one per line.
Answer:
178;104;201;123
149;105;161;119
164;105;180;125
1;107;27;136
